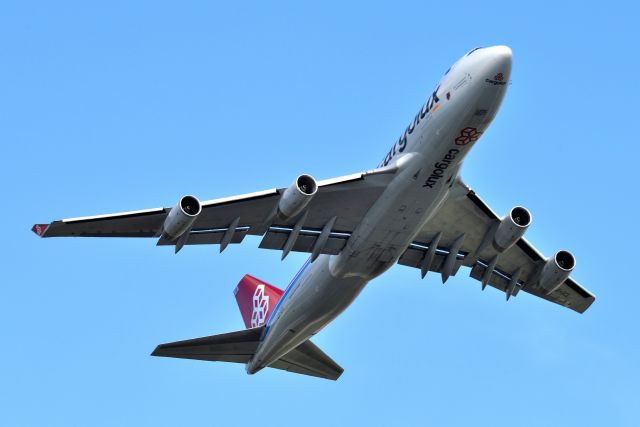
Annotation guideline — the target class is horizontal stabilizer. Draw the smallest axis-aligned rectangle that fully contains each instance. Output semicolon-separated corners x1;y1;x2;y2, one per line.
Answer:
151;327;263;363
272;339;344;380
152;327;343;380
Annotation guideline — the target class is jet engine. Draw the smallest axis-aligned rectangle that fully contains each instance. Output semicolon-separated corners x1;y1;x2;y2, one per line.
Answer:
277;174;318;220
162;195;202;240
492;206;531;252
538;250;576;294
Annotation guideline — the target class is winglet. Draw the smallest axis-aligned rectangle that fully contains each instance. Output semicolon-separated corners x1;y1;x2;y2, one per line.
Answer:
32;224;50;237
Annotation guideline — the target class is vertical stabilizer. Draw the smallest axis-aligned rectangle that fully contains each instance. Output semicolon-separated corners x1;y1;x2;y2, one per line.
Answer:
234;275;284;328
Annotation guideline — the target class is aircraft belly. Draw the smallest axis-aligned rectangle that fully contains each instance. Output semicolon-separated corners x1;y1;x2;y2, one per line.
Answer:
249;256;367;372
348;195;446;276
329;153;453;279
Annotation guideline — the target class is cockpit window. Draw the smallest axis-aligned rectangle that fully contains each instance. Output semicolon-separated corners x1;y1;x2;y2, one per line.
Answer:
444;67;451;75
466;47;483;56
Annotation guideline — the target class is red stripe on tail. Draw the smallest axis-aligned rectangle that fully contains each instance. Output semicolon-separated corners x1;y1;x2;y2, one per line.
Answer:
234;275;284;329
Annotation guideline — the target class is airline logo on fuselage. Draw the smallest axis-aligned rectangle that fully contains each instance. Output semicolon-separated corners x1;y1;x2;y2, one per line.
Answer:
455;127;481;146
379;86;441;168
485;72;506;86
423;149;459;188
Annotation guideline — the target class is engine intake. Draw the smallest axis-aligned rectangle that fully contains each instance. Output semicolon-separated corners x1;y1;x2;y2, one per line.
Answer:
493;206;531;252
162;195;202;240
278;174;318;219
538;250;576;294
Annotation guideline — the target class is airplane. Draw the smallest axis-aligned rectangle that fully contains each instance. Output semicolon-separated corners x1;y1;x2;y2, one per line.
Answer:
32;45;595;381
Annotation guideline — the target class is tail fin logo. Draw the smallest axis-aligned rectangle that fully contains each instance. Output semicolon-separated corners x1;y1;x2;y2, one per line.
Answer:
32;224;49;237
251;285;269;327
235;274;283;329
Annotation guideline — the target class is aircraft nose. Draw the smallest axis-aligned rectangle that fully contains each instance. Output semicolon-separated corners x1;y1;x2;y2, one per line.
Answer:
488;45;512;61
484;45;512;82
490;45;512;69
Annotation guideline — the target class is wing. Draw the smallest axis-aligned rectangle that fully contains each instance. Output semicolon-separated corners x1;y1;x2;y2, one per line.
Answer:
398;179;595;313
33;169;395;257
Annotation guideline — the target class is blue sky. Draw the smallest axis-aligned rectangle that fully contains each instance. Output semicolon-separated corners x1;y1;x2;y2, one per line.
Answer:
2;1;639;426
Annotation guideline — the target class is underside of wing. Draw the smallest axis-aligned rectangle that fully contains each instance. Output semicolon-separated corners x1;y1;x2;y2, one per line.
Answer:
399;179;595;313
34;169;395;258
34;208;168;238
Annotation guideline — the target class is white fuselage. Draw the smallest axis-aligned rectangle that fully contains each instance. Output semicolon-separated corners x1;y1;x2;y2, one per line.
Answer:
247;46;513;374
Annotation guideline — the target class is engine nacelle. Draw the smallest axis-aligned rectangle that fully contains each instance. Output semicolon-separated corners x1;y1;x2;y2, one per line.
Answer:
538;250;576;294
493;206;531;252
277;174;318;219
162;195;202;240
